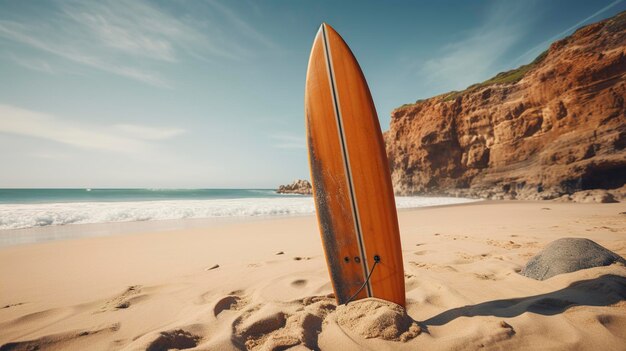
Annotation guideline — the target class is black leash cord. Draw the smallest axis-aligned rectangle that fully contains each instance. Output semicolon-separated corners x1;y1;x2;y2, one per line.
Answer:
345;256;380;304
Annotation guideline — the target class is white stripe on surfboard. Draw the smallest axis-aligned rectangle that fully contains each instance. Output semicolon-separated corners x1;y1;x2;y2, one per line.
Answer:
320;23;372;298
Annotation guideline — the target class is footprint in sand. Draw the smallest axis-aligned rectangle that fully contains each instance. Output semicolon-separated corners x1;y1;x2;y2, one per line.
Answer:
472;321;516;348
233;309;288;349
413;250;430;256
231;296;336;350
146;329;200;351
99;285;143;312
197;288;248;312
213;295;245;317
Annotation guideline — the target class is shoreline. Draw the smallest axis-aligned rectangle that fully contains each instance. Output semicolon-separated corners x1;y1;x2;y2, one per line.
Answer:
1;201;624;350
0;197;482;248
0;199;614;250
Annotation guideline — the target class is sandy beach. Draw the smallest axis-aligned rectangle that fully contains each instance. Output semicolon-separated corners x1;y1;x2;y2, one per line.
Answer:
2;1;625;350
0;201;625;350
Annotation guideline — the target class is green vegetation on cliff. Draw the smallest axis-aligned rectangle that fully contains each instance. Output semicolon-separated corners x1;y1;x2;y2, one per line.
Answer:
399;50;549;108
441;50;548;102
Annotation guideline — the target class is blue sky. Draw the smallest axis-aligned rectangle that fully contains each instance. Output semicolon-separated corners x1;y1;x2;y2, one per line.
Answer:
1;0;624;188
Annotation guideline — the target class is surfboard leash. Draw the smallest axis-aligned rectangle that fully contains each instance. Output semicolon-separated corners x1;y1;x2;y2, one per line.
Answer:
345;255;380;304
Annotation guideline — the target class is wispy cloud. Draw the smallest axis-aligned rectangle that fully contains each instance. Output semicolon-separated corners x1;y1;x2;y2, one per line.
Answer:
62;2;177;62
206;0;277;50
9;54;55;74
512;0;625;65
59;1;248;61
0;104;183;153
114;124;185;141
419;2;532;93
0;18;171;87
270;134;306;149
0;0;277;87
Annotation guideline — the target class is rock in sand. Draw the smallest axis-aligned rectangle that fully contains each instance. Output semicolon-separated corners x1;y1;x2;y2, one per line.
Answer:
522;238;626;280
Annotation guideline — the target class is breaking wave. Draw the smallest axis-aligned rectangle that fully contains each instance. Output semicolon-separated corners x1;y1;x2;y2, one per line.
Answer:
0;196;478;230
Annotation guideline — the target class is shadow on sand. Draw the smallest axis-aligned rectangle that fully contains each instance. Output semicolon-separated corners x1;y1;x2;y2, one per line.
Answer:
424;274;626;327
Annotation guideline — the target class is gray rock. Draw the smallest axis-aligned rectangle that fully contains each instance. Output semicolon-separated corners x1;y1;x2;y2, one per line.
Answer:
522;238;626;280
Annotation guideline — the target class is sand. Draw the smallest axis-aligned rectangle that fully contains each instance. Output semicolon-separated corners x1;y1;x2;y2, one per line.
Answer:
0;201;625;350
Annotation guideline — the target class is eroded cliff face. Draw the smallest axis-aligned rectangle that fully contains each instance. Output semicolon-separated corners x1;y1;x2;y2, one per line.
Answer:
385;12;626;200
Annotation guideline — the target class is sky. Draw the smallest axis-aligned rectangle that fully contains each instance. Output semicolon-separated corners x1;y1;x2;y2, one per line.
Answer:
1;0;624;188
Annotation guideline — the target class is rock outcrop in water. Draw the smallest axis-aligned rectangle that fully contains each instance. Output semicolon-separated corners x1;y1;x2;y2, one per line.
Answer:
277;179;313;195
384;11;626;200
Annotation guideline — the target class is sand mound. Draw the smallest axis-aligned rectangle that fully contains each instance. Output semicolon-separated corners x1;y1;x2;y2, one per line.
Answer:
232;296;336;350
335;298;421;342
522;238;626;280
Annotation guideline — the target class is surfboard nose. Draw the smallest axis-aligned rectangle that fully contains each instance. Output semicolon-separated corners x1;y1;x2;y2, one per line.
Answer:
320;22;339;35
316;23;324;37
318;23;333;38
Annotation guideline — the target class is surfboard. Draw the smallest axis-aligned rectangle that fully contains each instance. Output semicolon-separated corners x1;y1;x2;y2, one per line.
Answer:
305;23;405;307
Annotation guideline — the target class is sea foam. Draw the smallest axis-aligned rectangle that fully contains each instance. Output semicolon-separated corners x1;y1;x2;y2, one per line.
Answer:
0;196;478;230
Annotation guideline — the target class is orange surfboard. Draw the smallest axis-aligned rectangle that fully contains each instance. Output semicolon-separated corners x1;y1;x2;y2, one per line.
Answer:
305;23;405;307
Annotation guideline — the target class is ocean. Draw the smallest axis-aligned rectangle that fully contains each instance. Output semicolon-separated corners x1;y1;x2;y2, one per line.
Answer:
0;188;478;230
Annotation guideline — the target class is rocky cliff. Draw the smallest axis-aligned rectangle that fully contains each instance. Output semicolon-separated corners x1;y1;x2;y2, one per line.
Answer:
385;11;626;200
